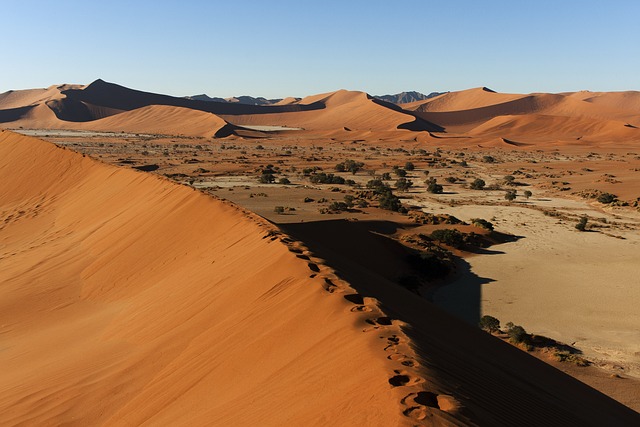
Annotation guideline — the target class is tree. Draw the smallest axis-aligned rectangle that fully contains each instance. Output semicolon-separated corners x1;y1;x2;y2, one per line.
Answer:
505;323;528;344
430;229;464;248
597;192;617;204
394;168;407;177
381;172;391;180
523;190;532;199
505;189;517;202
259;173;275;184
470;178;486;190
336;159;365;174
575;215;588;231
404;161;415;171
278;177;291;185
479;315;500;333
395;177;413;191
426;177;443;194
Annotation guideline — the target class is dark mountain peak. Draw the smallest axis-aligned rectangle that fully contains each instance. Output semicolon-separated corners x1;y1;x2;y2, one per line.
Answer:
374;91;446;105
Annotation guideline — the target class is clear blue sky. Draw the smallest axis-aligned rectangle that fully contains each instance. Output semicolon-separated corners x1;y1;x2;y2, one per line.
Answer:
2;0;639;98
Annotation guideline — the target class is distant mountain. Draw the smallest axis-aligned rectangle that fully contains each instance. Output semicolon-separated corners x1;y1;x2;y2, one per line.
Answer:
187;94;227;103
374;91;446;104
185;94;283;106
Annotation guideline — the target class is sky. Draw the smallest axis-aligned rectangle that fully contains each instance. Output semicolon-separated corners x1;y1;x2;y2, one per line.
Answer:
1;0;639;98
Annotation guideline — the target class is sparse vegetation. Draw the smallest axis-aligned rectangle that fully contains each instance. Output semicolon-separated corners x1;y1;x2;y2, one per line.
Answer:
575;215;588;231
505;189;517;201
426;177;443;194
335;159;364;174
470;178;486;190
430;228;465;248
479;315;500;333
471;218;494;231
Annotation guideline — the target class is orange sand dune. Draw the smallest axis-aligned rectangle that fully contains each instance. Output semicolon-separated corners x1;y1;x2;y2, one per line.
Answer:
402;87;527;112
76;105;236;137
0;130;405;425
0;84;83;110
222;89;441;132
468;113;639;141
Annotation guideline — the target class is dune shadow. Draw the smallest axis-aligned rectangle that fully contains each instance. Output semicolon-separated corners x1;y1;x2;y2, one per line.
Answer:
277;218;640;424
427;258;494;325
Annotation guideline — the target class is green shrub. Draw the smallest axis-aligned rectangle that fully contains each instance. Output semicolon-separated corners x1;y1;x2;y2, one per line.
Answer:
597;192;617;204
575;215;588;231
505;322;529;344
430;229;464;248
470;178;486;190
395;177;413;191
479;315;500;333
471;218;494;231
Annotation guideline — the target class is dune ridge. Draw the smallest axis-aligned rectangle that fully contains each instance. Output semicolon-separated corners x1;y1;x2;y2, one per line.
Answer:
0;130;434;425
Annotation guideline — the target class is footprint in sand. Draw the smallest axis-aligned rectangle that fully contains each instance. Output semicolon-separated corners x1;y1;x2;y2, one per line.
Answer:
388;369;423;387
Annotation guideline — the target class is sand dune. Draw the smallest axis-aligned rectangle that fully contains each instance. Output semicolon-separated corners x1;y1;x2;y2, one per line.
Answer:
402;87;527;112
76;105;236;137
222;89;441;132
468;113;639;141
0;84;83;110
0;130;408;425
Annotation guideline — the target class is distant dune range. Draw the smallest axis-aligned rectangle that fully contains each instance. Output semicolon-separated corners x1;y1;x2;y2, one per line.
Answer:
2;80;638;142
1;130;639;425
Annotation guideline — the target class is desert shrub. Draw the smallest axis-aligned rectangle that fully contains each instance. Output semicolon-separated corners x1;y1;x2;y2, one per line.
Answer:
356;199;369;208
310;173;346;185
278;177;291;185
259;173;275;183
554;352;590;366
470;178;486;190
575;215;588;231
426;177;443;194
482;155;495;163
404;161;415;171
430;229;465;248
274;206;285;214
367;179;387;191
328;201;349;211
395;177;413;191
505;322;529;344
335;159;364;174
597;192;617;204
523;190;532;199
394;168;407;177
471;218;494;231
444;176;458;183
381;172;391;180
378;191;402;211
504;175;515;184
505;189;517;201
479;315;500;333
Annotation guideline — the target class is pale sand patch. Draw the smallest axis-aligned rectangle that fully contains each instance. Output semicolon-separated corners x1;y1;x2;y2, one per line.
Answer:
429;194;640;377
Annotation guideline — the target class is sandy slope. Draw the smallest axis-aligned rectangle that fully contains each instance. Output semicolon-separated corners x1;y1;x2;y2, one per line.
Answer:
221;89;438;132
75;105;234;137
0;130;409;426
